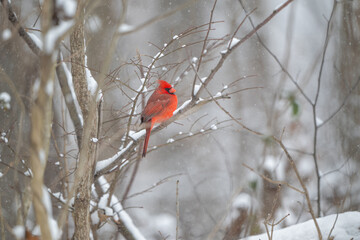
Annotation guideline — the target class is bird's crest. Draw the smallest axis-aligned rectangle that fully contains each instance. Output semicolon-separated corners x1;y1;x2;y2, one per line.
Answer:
158;80;173;89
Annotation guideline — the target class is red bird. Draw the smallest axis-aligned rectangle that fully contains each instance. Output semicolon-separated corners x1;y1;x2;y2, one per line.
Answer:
141;80;178;157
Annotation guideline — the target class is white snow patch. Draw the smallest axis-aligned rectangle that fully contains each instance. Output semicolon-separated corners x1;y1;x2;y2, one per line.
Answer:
91;137;98;143
220;49;227;54
167;138;174;143
199;77;207;84
223;85;228;89
129;129;146;141
42;187;62;239
60;60;83;125
136;83;147;94
154;52;164;59
45;80;54;96
172;35;179;40
173;99;191;115
191;57;198;63
52;192;66;203
210;124;217;130
264;155;277;172
85;55;98;96
0;172;3;178
95;142;133;173
2;29;12;40
0;92;11;103
44;20;74;54
39;149;46;165
12;225;25;239
200;129;205;133
0;92;11;109
97;176;146;240
316;117;323;126
233;192;252;209
28;32;43;50
118;23;135;33
162;66;168;71
196;97;204;104
221;38;241;54
24;169;33;177
193;84;201;95
228;37;240;49
0;132;8;143
56;0;77;17
153;214;176;238
214;92;222;98
242;212;360;240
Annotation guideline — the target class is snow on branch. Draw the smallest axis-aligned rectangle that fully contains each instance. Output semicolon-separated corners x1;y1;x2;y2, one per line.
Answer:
95;0;294;177
44;20;74;54
97;176;146;240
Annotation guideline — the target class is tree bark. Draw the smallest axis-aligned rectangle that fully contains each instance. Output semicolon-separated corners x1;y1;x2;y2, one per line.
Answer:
71;5;99;240
337;1;360;160
29;0;55;239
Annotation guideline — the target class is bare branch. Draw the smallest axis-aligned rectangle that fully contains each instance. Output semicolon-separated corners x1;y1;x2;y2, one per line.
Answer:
242;163;304;194
94;0;294;177
272;137;322;240
195;0;294;99
1;0;41;56
311;0;337;217
191;0;218;97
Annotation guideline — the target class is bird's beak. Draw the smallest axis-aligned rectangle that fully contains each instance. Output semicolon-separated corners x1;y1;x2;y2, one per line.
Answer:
169;87;176;94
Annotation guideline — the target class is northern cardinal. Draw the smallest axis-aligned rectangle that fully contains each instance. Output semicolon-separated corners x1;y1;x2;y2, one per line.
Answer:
141;80;178;157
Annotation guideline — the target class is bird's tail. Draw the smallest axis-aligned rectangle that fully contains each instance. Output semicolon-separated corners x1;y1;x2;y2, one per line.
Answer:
142;127;151;157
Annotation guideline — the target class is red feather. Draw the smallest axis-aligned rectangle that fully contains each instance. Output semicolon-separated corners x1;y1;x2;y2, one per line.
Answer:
141;80;178;157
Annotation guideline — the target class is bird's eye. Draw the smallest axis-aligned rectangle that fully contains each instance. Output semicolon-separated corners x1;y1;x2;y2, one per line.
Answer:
165;87;175;94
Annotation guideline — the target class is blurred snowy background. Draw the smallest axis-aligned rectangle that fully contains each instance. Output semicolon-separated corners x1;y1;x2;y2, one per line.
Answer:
0;0;359;239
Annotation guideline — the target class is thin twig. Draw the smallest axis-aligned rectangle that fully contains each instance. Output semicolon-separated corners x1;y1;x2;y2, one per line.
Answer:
94;0;294;178
192;0;217;97
272;137;322;240
1;0;41;56
311;0;337;217
195;0;294;99
327;212;339;240
242;163;303;194
238;0;312;106
176;180;180;240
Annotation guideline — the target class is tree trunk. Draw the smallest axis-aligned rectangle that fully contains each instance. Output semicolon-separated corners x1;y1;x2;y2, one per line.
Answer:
337;1;360;160
29;0;55;239
71;5;100;240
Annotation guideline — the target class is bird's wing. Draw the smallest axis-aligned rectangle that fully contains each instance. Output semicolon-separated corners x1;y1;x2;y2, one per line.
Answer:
141;94;172;123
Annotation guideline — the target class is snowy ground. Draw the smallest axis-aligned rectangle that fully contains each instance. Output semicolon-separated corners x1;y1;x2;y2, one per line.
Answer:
241;211;360;240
